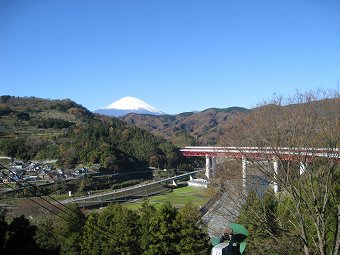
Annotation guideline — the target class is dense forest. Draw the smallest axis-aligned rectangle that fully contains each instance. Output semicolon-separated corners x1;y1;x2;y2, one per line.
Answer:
0;202;210;255
0;96;189;171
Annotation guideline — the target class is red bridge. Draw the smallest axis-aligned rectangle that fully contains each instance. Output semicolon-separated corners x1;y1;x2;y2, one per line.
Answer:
180;146;340;161
180;146;339;192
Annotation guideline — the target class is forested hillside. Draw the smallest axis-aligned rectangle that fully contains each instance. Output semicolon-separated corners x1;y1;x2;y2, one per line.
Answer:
0;96;183;170
121;107;249;146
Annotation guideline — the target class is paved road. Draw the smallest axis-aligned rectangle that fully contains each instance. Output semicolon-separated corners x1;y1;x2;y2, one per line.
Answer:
60;170;202;205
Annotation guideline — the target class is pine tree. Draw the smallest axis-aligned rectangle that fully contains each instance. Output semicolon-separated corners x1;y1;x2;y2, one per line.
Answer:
238;190;302;254
144;202;179;255
98;204;140;255
138;200;157;253
0;209;7;253
34;215;60;254
55;204;85;255
5;215;39;255
81;213;101;255
174;202;210;255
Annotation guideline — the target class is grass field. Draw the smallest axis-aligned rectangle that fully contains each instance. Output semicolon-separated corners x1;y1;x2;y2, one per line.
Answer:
123;185;209;210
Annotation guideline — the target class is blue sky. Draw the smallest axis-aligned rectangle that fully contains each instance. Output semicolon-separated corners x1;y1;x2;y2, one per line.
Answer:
1;0;339;114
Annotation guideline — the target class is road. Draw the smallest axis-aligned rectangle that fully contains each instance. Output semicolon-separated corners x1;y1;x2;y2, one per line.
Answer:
60;170;202;207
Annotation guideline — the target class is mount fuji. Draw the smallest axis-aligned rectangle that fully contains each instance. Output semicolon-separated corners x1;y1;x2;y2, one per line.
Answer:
94;96;166;117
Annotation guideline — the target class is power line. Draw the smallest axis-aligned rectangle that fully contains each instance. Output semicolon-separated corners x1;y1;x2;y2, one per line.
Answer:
6;176;123;249
0;164;118;242
0;171;82;228
0;169;115;243
0;163;85;220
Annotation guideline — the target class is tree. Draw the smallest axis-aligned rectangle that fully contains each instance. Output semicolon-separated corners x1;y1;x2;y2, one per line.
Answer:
4;215;39;255
138;200;157;253
97;204;140;255
0;209;7;253
81;213;101;255
222;90;340;255
34;215;60;254
237;190;302;254
174;202;210;255
144;202;179;255
0;138;28;159
16;112;30;121
55;204;85;255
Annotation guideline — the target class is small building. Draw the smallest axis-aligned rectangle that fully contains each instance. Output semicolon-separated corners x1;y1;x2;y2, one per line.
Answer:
57;169;64;174
3;177;13;183
188;178;208;188
74;168;87;175
11;162;23;169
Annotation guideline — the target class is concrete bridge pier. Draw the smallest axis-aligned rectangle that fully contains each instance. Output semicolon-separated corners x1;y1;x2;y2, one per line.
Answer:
205;155;211;178
212;157;216;177
273;160;307;192
299;162;308;175
242;157;247;192
273;159;280;193
205;155;217;179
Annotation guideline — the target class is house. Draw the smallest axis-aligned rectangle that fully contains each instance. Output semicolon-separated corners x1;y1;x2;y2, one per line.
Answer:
11;162;23;169
3;177;13;183
74;167;87;175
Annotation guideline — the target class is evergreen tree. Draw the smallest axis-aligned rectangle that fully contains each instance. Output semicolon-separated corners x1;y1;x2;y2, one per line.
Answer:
98;204;140;255
81;213;101;255
262;189;280;237
138;200;157;253
237;191;263;245
238;190;302;254
55;204;85;255
4;215;39;255
174;202;210;255
34;215;60;254
0;209;7;253
144;202;179;255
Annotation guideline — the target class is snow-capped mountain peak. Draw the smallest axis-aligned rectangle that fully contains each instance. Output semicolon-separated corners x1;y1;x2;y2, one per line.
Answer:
95;96;165;117
103;97;159;112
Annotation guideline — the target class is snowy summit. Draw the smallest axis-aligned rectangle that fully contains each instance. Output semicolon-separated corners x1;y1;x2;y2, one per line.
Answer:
95;96;165;117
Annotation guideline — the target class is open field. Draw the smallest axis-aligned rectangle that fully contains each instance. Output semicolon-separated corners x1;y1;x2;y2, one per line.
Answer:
123;185;209;210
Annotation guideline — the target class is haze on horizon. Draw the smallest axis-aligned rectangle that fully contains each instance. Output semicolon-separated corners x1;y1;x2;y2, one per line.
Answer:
1;0;339;114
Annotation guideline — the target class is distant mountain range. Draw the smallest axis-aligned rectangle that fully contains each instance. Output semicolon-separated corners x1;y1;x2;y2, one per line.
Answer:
120;107;249;146
94;96;249;146
94;97;165;117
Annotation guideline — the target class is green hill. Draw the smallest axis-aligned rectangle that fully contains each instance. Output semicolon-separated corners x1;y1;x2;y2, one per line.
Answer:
0;95;183;171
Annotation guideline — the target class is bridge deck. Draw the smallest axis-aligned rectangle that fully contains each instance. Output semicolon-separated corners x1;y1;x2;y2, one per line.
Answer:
180;146;340;162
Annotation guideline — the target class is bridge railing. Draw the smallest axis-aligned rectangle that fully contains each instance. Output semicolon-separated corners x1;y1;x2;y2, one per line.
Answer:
180;146;340;162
